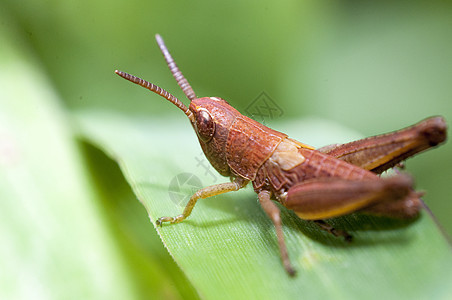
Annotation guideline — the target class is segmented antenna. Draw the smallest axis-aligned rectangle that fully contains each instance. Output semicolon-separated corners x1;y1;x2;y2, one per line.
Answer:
155;34;197;101
115;70;194;122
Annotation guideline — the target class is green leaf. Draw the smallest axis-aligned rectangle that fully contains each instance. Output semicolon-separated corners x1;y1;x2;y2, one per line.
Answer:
0;38;137;300
0;19;195;300
74;110;452;299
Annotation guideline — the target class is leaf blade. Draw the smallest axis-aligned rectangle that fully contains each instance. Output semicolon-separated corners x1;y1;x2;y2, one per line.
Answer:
75;110;452;299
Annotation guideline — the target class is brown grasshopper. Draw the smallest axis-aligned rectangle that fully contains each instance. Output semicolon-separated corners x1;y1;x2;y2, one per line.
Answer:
115;34;447;276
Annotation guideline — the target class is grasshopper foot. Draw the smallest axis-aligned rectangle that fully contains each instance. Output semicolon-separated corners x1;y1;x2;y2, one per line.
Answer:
314;220;353;242
156;214;185;226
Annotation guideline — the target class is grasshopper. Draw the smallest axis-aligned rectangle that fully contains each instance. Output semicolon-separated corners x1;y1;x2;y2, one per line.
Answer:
115;34;447;276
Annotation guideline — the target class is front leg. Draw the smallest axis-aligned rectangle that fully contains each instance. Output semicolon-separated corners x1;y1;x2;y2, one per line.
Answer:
157;177;248;226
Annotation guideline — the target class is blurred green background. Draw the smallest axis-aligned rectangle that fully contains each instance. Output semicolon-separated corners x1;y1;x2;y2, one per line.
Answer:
1;0;451;299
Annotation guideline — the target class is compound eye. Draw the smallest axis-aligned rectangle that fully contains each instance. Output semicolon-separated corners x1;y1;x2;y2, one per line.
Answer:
196;109;215;142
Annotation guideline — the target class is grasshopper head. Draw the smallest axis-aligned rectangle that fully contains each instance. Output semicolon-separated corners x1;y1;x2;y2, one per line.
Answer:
115;34;237;176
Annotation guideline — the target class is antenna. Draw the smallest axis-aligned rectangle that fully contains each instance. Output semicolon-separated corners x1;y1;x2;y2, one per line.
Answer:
155;34;197;101
115;70;194;122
